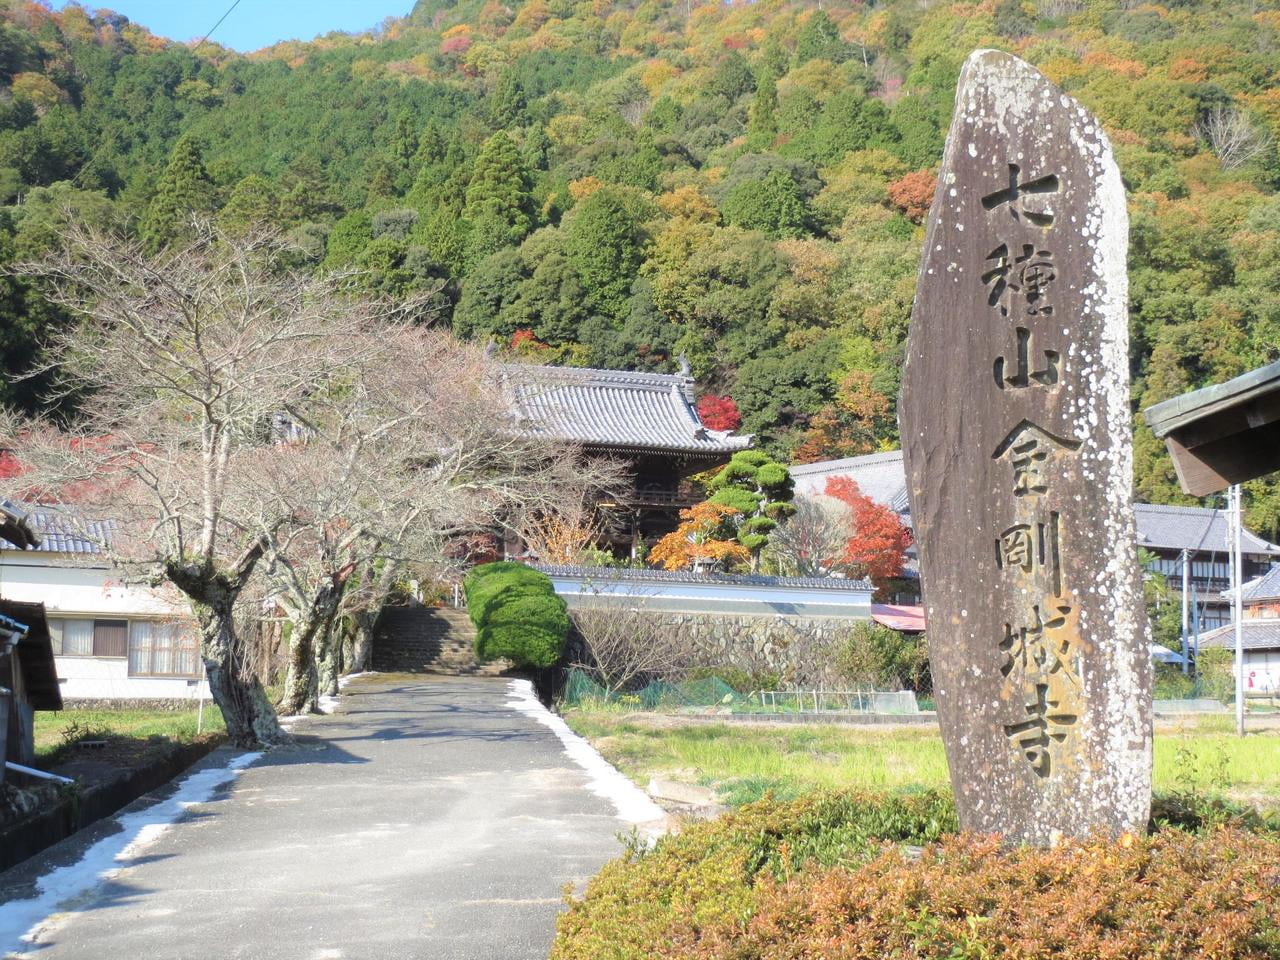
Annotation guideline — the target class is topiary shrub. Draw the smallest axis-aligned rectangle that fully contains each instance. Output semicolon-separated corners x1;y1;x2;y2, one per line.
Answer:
464;561;568;669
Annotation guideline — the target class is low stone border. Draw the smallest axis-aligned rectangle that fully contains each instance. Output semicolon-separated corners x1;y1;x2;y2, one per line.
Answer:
0;738;223;873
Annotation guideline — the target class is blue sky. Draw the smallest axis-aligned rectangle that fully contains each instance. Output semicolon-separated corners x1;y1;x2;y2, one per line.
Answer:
58;1;415;53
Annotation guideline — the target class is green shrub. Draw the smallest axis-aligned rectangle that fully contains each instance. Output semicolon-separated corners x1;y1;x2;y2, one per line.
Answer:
1153;663;1195;699
465;561;569;669
553;790;1280;960
475;594;568;668
552;791;957;960
837;621;931;693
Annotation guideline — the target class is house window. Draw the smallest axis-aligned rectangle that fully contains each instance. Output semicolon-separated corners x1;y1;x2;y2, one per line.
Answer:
47;618;126;657
128;621;200;678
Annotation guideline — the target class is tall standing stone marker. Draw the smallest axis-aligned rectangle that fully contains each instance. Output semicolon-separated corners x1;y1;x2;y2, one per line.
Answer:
901;50;1151;845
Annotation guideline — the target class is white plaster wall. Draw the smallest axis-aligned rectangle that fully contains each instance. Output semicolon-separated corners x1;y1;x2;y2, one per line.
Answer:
55;655;209;700
0;551;186;617
1245;650;1280;697
0;550;208;700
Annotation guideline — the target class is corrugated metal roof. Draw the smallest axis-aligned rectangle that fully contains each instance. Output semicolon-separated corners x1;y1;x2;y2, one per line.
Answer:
0;508;109;554
870;603;926;631
1199;618;1280;651
503;364;752;455
789;451;1279;556
531;563;873;592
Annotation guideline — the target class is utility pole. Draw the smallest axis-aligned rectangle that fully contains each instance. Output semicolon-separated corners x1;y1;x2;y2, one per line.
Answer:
1230;484;1245;736
1180;547;1190;674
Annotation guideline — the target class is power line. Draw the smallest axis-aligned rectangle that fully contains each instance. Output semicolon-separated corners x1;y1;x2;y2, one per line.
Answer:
193;0;245;53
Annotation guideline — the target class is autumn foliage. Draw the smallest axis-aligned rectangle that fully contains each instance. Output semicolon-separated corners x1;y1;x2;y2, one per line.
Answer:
824;475;911;582
695;394;742;432
649;500;750;572
886;169;938;224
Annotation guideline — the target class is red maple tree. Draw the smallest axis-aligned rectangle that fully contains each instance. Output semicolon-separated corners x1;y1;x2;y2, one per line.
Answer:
696;394;742;432
887;169;938;224
823;475;912;584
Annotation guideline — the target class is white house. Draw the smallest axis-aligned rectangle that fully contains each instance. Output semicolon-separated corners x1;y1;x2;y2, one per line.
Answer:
0;512;208;701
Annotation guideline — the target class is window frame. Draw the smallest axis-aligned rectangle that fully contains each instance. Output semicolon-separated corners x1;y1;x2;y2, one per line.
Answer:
127;619;202;679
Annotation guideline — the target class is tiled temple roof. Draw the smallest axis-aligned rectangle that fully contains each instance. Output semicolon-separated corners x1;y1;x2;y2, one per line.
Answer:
1199;618;1280;651
503;364;751;455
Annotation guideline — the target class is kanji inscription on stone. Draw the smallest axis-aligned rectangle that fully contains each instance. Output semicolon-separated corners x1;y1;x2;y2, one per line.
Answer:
900;50;1152;845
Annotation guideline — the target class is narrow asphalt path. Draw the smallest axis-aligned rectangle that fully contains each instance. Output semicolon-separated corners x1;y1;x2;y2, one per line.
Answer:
1;675;640;960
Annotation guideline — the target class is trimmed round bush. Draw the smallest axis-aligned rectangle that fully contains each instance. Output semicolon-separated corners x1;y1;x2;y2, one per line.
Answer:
464;561;568;669
476;594;569;668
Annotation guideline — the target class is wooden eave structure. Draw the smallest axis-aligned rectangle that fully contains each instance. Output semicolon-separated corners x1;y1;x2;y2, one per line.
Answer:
1144;359;1280;496
0;599;62;711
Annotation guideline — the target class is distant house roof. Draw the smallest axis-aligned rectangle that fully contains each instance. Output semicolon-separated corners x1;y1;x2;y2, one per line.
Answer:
1243;564;1280;603
0;508;109;555
503;364;751;456
790;450;911;513
1133;502;1280;557
0;500;38;550
789;450;1280;557
0;599;62;710
1199;618;1280;652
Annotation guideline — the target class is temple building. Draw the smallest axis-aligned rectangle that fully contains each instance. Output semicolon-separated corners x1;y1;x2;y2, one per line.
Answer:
503;363;751;554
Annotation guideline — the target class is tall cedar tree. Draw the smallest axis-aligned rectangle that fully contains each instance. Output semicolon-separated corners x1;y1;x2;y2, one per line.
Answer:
464;131;534;264
138;133;215;252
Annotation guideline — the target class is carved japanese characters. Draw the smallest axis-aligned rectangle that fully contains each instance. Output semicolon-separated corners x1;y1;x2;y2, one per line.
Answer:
900;50;1152;845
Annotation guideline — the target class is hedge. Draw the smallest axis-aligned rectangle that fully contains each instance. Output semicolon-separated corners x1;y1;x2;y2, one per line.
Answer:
552;790;1280;960
464;561;568;669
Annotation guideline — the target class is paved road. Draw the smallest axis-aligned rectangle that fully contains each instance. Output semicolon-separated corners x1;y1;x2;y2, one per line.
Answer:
1;676;633;960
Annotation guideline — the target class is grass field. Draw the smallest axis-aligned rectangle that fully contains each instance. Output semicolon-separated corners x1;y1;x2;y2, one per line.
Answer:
33;705;227;763
564;711;1280;807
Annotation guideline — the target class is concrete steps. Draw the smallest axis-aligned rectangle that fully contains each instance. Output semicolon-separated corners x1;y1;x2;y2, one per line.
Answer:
373;607;510;676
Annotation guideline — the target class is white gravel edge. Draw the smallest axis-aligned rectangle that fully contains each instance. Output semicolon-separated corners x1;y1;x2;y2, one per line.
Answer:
506;679;666;828
0;750;262;954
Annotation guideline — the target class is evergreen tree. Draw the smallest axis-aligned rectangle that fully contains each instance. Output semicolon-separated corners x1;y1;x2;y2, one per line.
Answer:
490;70;528;128
794;11;846;66
748;70;779;146
463;131;534;264
704;450;796;569
564;188;645;320
721;169;807;239
220;174;279;232
138;133;215;252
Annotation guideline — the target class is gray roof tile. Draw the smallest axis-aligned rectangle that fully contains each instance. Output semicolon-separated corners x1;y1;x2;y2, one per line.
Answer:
1244;564;1280;602
532;563;873;592
790;450;911;513
1199;618;1280;651
0;508;109;554
789;450;1279;555
503;364;751;455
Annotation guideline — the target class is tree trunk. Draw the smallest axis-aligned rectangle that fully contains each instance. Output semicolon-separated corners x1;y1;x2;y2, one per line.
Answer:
279;579;345;715
316;616;340;699
196;602;285;748
280;612;321;716
167;551;284;749
351;608;378;673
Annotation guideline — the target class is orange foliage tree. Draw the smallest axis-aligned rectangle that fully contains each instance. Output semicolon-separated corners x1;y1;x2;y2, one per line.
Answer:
823;476;911;586
886;169;938;224
649;501;750;572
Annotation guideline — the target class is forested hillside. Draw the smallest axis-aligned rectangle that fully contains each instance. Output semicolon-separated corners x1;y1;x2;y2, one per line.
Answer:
2;0;1280;532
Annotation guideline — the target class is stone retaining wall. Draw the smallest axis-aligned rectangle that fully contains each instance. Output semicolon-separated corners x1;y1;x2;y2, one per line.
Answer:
568;609;861;685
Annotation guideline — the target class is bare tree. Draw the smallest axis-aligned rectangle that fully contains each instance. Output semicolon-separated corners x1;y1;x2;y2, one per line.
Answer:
0;222;425;746
1198;104;1272;171
569;598;687;697
766;495;850;578
516;489;610;564
261;326;616;714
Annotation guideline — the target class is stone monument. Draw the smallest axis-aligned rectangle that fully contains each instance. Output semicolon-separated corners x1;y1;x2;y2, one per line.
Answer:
900;50;1152;844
